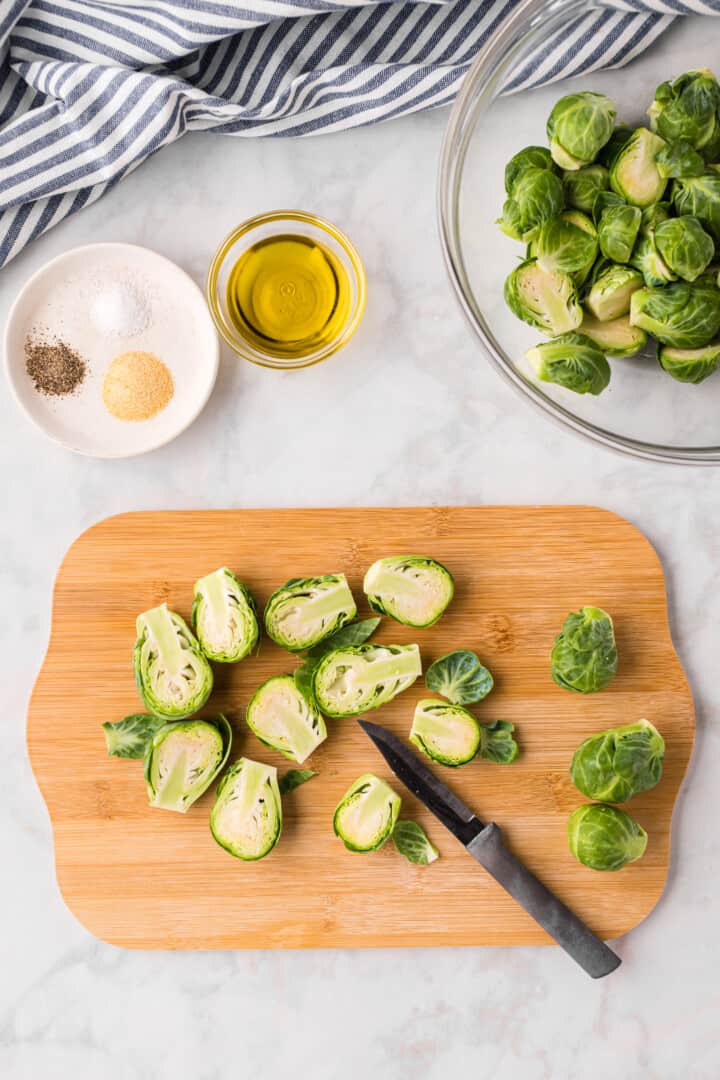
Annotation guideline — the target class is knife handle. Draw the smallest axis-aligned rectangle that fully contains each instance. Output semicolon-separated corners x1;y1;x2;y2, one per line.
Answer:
467;823;621;979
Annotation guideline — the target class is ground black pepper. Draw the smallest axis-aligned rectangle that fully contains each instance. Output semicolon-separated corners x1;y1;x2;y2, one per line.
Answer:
25;334;87;397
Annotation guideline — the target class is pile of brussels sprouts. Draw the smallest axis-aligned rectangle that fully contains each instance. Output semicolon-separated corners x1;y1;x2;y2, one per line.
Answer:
500;69;720;393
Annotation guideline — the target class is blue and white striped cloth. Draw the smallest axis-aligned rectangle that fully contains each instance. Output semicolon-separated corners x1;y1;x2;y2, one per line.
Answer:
0;0;717;268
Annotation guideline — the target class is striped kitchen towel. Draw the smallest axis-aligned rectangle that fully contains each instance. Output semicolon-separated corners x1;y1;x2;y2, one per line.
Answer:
0;0;716;269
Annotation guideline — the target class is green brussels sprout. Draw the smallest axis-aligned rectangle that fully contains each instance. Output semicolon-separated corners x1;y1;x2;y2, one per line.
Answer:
655;139;705;179
313;643;421;719
567;804;648;872
504;259;583;336
102;713;165;759
425;649;493;705
498;166;565;242
551;606;617;693
630;282;720;348
477;720;519;765
526;333;610;396
673;171;720;246
246;675;327;764
333;773;401;852
210;758;282;860
562;164;609;213
144;714;232;813
530;211;598;280
609;128;668;208
134;603;213;720
391;820;439;865
579;312;648;358
293;617;381;707
658;342;720;384
363;555;453;628
596;124;633;167
547;91;616;170
629;228;676;287
505;145;557;193
653;216;714;281
595;197;642;263
585;264;644;321
648;69;720;158
570;719;665;802
410;699;481;766
192;567;259;663
264;574;357;652
641;201;672;229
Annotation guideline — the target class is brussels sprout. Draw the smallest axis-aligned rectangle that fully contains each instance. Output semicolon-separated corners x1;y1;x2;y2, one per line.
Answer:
410;699;481;766
293;617;381;707
673;171;720;246
363;556;453;628
504;259;583;336
144;714;232;813
526;333;610;396
567;804;648;872
596;124;633;167
653;216;714;282
505;145;557;193
246;674;327;763
192;567;259;663
630;282;720;348
655;139;705;179
547;91;616;170
498;166;565;242
649;69;720;158
264;574;357;652
551;606;617;693
210;758;282;860
609;128;667;208
630;226;676;287
596;199;641;263
570;719;665;802
333;773;401;852
585;264;644;321
562;164;609;213
579;313;648;358
391;820;439;865
425;649;493;705
102;713;165;759
530;211;598;280
134;603;213;720
658;342;720;384
313;643;421;719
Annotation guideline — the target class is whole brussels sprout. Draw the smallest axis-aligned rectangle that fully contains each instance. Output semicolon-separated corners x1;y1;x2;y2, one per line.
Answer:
498;166;564;242
653;216;714;282
585;263;644;322
596;198;642;263
630;282;720;348
609;127;668;208
568;804;648;871
655;139;705;179
526;333;610;396
570;719;665;802
562;164;609;213
673;171;720;246
648;69;720;159
530;210;598;279
134;604;213;720
504;259;583;336
546;91;616;170
505;145;558;193
579;313;648;358
658;342;720;384
551;606;617;693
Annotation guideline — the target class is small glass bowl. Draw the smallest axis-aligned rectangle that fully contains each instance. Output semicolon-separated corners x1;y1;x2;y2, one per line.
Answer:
206;210;366;370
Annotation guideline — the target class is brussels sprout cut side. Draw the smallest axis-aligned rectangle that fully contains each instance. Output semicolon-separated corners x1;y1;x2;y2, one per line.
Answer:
425;649;493;705
333;774;401;852
609;128;667;208
570;719;665;803
659;342;720;384
579;314;647;358
526;334;610;396
585;265;644;323
192;567;259;663
363;556;454;628
264;574;357;652
410;700;481;767
504;259;582;336
246;675;327;763
547;91;616;170
568;804;648;871
144;714;232;813
313;643;421;718
210;758;282;860
551;606;617;694
134;603;213;720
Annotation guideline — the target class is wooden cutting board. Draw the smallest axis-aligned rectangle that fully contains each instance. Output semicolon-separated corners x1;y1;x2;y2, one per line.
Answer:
28;507;694;950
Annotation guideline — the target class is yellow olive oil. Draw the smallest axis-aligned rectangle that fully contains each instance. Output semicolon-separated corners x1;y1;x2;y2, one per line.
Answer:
226;234;351;358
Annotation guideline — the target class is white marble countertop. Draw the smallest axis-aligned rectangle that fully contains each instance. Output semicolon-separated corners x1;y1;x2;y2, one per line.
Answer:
2;13;719;1079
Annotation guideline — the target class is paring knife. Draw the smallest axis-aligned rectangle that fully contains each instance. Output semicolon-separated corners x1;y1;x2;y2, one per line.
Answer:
358;719;621;979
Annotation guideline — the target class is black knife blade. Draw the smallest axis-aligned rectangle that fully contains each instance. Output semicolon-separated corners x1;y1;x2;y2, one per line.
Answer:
358;719;621;979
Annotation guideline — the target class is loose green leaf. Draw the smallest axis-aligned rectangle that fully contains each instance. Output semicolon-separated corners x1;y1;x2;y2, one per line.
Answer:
478;720;520;764
102;713;165;759
279;769;317;795
392;820;439;865
425;650;494;705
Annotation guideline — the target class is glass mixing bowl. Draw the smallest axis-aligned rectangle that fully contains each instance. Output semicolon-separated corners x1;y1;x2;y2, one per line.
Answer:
439;0;720;464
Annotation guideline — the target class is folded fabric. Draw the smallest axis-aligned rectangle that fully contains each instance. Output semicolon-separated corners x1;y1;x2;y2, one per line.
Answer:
0;0;709;268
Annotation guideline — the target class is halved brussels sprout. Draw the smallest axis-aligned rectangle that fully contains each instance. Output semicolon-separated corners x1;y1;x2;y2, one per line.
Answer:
596;198;641;264
653;216;714;282
649;69;720;158
630;282;720;348
313;643;421;719
530;211;598;280
585;264;644;322
264;574;357;652
562;164;609;213
547;91;616;170
246;674;327;763
363;556;453;628
103;713;165;759
210;757;282;860
568;804;647;872
526;333;610;396
551;606;617;694
505;145;557;193
425;649;493;705
498;166;565;242
570;719;665;802
134;603;213;719
579;313;648;358
333;773;401;852
192;567;259;663
410;699;481;766
658;342;720;384
504;259;583;336
144;714;232;813
609;128;667;208
673;171;720;246
655;139;705;179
